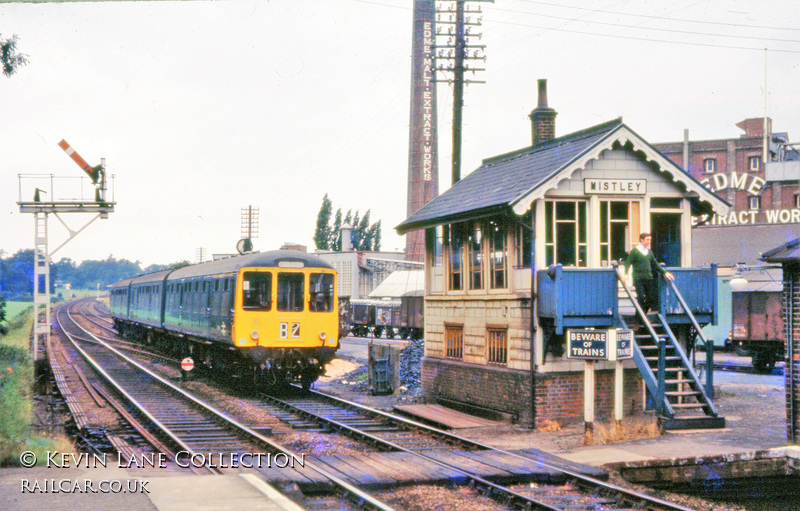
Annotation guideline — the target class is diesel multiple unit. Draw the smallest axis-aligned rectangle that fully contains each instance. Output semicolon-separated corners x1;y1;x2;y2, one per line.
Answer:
109;250;339;388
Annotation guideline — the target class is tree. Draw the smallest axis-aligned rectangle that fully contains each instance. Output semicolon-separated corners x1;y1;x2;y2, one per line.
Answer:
312;196;382;252
313;194;333;250
330;208;343;251
1;34;28;78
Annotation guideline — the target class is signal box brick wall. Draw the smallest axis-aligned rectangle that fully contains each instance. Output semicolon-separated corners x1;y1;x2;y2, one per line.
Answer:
422;357;643;427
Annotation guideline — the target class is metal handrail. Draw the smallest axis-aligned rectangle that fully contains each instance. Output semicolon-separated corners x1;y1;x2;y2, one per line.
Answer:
611;262;675;417
661;273;716;398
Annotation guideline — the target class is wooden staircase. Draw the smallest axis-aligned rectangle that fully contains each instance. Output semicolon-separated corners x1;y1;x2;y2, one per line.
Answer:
622;312;724;430
614;265;725;430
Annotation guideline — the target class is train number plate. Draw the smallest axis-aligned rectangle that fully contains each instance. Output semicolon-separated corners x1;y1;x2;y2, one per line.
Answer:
279;322;301;339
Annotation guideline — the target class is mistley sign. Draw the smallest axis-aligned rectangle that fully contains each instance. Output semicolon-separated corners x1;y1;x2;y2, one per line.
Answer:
584;178;646;195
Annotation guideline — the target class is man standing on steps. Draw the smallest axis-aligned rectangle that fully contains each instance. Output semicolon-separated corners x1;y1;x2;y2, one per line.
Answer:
624;232;675;314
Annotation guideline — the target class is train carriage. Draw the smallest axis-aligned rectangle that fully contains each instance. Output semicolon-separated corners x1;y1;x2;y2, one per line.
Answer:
109;250;339;388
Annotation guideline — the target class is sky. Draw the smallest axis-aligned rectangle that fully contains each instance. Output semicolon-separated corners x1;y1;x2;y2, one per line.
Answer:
2;0;799;268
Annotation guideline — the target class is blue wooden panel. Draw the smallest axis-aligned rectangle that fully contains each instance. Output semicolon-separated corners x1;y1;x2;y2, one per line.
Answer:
537;266;618;333
661;267;717;316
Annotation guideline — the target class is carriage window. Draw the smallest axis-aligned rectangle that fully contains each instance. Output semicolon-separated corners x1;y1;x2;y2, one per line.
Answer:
278;273;304;312
242;272;272;310
309;273;334;312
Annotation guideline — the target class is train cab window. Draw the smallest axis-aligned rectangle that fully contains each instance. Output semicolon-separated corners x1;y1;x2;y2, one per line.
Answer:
277;273;304;312
242;272;272;310
309;273;334;312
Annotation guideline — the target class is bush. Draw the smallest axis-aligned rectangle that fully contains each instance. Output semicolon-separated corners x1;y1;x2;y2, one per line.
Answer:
0;344;33;465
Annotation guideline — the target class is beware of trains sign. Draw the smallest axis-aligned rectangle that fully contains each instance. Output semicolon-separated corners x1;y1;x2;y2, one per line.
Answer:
567;329;634;361
567;329;608;360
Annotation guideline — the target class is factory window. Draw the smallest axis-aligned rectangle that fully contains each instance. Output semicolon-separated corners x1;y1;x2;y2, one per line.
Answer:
277;273;304;312
545;200;588;267
749;196;761;210
795;194;800;208
309;273;334;312
704;158;716;173
445;324;463;360
468;222;483;290
486;327;507;365
242;271;272;310
447;224;465;291
489;220;507;289
749;155;761;171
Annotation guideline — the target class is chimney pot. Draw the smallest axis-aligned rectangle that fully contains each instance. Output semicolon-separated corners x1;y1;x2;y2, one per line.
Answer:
537;79;549;108
529;79;557;145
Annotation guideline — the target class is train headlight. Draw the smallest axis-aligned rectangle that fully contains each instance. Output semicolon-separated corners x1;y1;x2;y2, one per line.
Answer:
251;331;259;340
319;332;327;340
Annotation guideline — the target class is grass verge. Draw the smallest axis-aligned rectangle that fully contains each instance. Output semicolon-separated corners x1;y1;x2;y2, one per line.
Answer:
0;306;74;466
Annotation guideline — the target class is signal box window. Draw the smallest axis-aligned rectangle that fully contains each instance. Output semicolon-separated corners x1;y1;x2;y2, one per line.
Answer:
309;273;334;312
242;272;272;310
445;324;464;359
487;327;507;365
278;273;304;312
447;224;465;291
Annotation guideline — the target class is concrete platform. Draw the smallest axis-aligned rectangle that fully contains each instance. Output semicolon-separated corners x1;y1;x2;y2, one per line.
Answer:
0;465;303;511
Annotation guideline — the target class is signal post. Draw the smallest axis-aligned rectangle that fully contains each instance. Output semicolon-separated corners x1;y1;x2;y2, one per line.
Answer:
17;140;115;362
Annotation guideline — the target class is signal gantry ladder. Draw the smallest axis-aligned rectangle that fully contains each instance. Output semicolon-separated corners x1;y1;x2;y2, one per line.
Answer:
613;265;724;430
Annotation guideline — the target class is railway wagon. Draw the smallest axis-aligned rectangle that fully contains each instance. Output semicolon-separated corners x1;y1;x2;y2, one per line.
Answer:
730;289;785;373
343;297;423;340
109;250;339;388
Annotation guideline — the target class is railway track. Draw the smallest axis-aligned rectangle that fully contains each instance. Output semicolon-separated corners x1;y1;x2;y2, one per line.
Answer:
53;298;397;510
259;387;697;510
60;298;704;510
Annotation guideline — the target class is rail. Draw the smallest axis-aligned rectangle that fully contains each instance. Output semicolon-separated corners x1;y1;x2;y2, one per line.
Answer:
60;299;396;511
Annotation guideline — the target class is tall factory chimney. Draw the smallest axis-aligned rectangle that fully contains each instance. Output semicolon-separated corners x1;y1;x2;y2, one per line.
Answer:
529;79;557;145
405;0;439;263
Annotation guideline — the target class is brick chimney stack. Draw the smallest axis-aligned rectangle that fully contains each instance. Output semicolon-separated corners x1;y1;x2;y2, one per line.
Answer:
529;79;557;145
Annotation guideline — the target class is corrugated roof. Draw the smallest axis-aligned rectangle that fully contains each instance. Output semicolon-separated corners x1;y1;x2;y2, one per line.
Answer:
368;270;425;298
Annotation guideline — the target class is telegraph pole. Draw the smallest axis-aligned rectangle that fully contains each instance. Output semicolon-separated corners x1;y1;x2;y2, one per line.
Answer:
237;205;259;254
435;0;490;185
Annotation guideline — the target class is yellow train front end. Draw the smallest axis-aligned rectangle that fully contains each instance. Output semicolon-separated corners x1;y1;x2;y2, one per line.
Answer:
232;263;339;388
